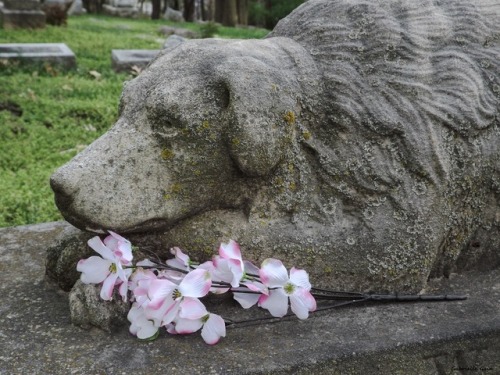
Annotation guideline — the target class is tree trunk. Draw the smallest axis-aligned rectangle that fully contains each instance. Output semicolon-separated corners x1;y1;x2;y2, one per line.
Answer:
223;0;238;27
264;0;274;29
237;0;248;26
200;0;206;21
183;0;195;21
152;0;161;19
214;0;224;24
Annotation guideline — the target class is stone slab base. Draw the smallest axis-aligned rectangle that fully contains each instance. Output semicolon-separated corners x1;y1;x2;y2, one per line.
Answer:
0;43;76;70
111;49;160;73
0;221;499;374
0;8;45;29
4;0;41;10
102;4;138;18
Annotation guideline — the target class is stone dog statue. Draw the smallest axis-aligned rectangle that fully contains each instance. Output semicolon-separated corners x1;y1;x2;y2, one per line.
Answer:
50;0;500;292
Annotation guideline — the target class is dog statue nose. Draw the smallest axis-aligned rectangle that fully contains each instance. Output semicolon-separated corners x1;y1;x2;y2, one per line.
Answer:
50;167;78;208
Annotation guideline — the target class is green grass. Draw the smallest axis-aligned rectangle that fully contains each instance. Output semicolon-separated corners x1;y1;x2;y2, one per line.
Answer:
0;15;268;228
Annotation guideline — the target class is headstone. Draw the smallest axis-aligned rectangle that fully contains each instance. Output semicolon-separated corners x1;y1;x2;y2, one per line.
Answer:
158;25;197;38
0;43;76;70
0;0;46;29
111;49;160;73
163;6;184;22
68;0;85;15
50;0;500;293
102;0;137;18
163;34;186;51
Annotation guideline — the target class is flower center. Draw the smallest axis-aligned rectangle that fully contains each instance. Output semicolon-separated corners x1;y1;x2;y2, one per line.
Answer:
284;282;295;295
109;263;117;273
201;314;210;323
172;289;182;300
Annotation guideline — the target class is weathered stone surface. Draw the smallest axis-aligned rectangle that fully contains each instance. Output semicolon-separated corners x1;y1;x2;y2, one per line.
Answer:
50;0;500;292
0;43;76;69
163;6;183;22
111;49;160;73
1;222;500;374
102;4;139;18
163;34;186;51
0;7;45;29
4;0;41;10
108;0;136;7
158;25;198;38
69;280;130;332
68;0;85;15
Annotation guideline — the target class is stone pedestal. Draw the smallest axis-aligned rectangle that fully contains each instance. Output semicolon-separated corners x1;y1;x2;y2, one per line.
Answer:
1;221;500;374
0;0;46;29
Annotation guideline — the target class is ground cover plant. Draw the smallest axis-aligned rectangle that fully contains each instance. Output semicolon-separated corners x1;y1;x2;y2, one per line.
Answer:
0;15;268;228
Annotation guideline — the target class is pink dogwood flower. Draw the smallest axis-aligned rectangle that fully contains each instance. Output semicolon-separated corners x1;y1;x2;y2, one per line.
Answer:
233;261;268;308
166;247;191;271
103;231;133;264
144;268;212;325
128;303;160;340
77;235;133;301
258;259;316;319
166;303;226;345
212;240;244;287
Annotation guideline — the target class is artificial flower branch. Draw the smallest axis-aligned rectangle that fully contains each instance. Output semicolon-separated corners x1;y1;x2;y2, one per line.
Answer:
76;231;467;345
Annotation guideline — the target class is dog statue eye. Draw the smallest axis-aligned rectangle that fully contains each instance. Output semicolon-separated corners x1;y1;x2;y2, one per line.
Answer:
151;119;181;140
154;124;179;139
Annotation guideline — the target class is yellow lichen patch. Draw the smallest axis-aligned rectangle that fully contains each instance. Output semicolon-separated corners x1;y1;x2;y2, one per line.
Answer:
289;181;297;191
161;148;175;160
170;183;182;194
202;120;210;129
163;183;182;200
193;169;202;176
231;138;241;146
283;110;296;125
302;130;312;140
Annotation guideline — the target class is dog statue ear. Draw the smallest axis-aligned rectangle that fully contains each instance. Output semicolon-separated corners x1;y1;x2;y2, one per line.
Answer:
217;57;298;177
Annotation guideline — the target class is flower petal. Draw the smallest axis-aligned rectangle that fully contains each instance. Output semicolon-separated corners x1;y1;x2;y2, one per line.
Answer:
105;231;133;263
147;279;176;309
77;256;111;284
87;236;114;261
242;280;268;294
290;289;316;320
201;314;226;345
136;259;157;268
100;273;119;300
258;288;288;317
289;267;312;291
243;260;260;277
179;297;208;320
212;257;234;284
227;258;243;287
178;268;211;298
159;299;181;325
137;322;159;340
174;317;203;334
259;258;288;288
218;240;242;261
233;292;261;309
